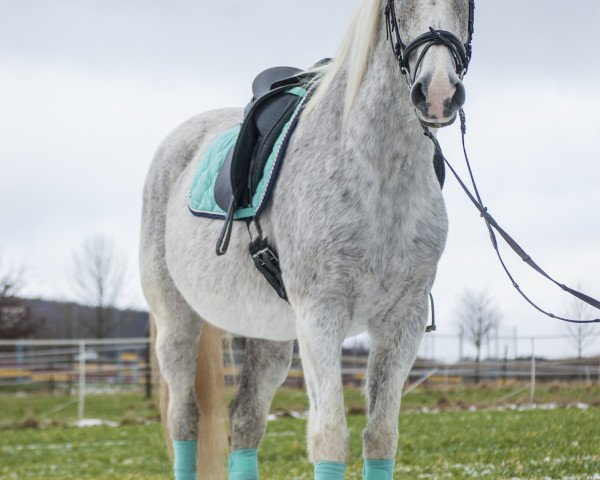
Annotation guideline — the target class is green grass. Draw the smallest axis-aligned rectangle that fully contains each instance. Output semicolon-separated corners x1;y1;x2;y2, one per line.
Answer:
0;392;158;427
2;383;599;427
1;385;599;479
1;408;598;479
261;409;600;479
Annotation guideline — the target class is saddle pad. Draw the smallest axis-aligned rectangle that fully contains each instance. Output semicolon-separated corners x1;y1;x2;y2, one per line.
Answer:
188;86;308;220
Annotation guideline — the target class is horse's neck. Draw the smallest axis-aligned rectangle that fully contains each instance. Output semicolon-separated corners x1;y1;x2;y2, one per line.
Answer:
314;17;434;188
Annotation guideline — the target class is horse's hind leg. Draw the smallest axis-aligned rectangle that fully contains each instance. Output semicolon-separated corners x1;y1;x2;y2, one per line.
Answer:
152;293;203;480
362;296;429;480
228;338;294;479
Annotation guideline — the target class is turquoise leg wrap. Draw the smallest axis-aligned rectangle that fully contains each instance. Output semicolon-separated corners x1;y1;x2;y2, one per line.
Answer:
314;461;346;480
173;441;197;480
362;459;395;480
228;449;259;480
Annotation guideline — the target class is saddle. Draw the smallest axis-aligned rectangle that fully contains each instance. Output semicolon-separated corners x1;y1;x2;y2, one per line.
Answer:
215;67;301;212
214;66;323;256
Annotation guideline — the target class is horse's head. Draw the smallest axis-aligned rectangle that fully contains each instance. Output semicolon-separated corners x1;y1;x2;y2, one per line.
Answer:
388;0;474;127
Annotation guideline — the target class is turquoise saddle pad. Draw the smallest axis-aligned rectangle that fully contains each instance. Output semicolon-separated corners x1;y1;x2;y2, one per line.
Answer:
188;86;308;220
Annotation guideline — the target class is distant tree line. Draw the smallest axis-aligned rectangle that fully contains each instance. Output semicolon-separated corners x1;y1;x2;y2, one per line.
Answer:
0;255;41;338
0;234;139;340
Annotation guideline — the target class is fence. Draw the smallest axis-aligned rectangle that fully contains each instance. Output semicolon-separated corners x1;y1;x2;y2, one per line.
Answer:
1;335;599;420
414;329;600;363
0;338;151;422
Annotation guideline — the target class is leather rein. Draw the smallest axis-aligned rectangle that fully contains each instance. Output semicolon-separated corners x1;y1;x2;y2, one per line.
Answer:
385;0;600;324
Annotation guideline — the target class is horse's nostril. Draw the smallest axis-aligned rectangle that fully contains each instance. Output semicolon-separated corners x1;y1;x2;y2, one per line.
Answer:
410;81;428;114
451;81;466;110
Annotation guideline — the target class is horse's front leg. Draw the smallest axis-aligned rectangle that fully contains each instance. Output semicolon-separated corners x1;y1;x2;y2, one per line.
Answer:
296;302;351;480
362;295;429;480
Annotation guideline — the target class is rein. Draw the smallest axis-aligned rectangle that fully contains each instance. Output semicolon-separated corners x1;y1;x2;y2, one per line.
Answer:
384;0;599;324
423;116;600;325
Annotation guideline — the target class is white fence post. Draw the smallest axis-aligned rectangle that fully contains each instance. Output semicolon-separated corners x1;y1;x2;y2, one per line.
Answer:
78;340;86;422
530;337;536;404
495;326;500;359
16;341;24;384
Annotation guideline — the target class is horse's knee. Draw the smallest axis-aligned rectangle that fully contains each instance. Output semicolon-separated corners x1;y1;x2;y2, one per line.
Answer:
229;340;293;450
308;423;350;463
168;391;200;440
229;405;265;450
363;424;399;460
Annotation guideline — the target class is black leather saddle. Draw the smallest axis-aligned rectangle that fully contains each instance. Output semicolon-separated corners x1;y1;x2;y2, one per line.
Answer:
214;66;320;215
215;65;323;255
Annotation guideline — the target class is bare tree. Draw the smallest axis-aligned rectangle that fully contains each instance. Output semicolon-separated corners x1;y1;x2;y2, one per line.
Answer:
0;254;41;338
0;255;23;298
71;235;126;338
455;290;502;383
563;287;597;359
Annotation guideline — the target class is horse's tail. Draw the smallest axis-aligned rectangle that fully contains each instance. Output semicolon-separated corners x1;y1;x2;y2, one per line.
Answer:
153;318;229;479
196;323;229;478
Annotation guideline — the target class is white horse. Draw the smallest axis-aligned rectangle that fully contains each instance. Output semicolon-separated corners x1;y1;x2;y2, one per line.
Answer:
139;0;473;478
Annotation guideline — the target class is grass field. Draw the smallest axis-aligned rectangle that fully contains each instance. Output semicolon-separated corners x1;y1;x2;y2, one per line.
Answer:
1;384;599;479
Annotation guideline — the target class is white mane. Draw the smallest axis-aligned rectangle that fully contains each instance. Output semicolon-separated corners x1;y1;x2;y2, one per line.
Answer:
304;0;382;119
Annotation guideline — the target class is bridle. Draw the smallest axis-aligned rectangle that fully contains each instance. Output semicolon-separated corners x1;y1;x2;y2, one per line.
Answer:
383;1;600;325
384;0;475;88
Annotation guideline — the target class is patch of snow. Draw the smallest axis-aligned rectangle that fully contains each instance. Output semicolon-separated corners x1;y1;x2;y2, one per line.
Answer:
74;418;119;428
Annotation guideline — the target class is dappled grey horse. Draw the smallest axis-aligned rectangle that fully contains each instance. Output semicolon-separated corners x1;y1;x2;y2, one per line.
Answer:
139;0;474;478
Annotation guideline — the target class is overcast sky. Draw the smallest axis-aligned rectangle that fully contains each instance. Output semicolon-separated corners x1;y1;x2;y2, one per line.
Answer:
1;1;598;358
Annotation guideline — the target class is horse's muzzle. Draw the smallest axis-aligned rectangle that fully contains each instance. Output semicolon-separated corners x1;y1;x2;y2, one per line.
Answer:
411;74;465;128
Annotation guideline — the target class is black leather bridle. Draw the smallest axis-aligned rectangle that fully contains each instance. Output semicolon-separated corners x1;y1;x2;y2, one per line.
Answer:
384;0;475;87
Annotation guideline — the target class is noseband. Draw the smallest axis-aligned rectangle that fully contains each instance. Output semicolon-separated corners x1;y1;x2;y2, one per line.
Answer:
384;0;475;87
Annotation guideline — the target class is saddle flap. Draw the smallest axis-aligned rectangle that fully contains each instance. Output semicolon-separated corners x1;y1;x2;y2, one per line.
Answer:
250;94;301;193
228;87;306;209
